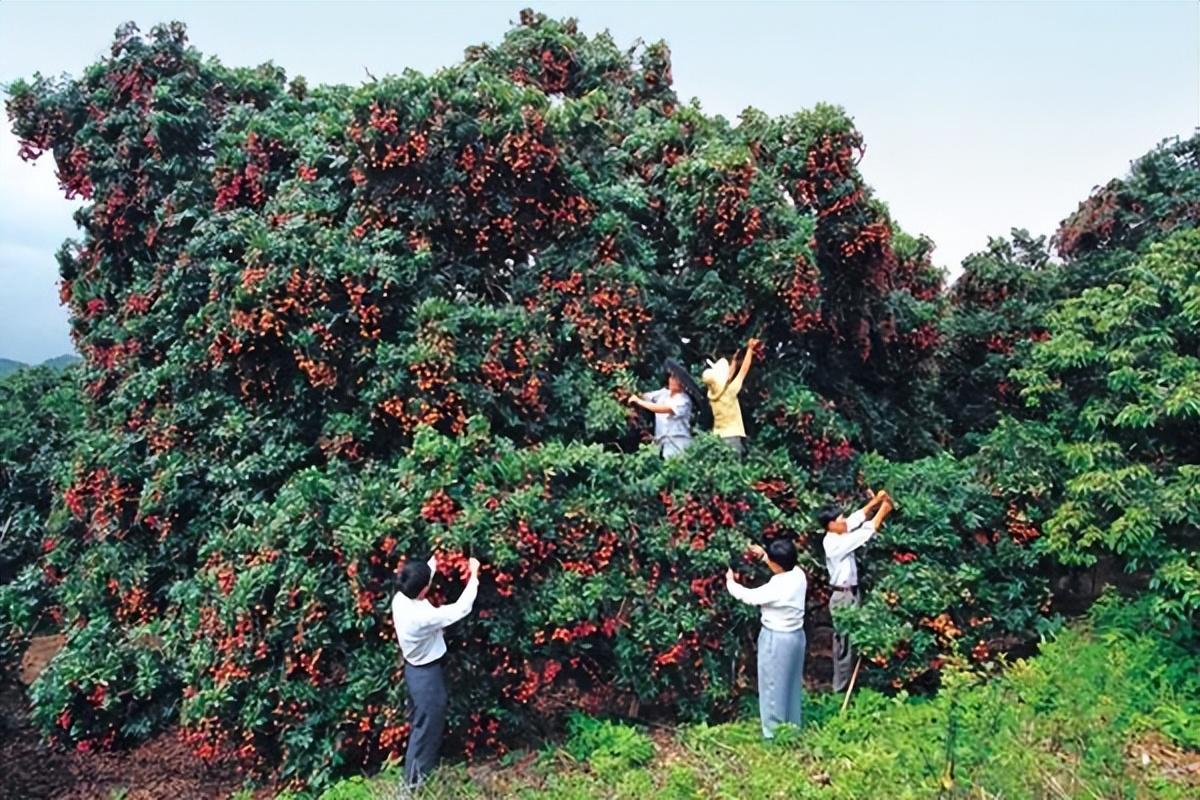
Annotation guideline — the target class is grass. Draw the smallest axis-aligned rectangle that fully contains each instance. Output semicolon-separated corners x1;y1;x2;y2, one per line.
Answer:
309;594;1199;799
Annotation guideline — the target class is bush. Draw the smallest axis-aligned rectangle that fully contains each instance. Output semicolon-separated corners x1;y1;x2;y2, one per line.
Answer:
938;230;1057;445
2;15;967;789
1003;228;1200;621
563;713;655;777
835;451;1053;679
0;366;82;665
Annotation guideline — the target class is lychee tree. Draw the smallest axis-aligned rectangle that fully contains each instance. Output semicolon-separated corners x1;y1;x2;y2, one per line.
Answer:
5;13;1051;790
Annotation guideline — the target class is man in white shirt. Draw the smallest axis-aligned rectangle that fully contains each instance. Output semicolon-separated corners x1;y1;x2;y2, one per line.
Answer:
818;490;893;692
392;554;481;787
726;538;808;738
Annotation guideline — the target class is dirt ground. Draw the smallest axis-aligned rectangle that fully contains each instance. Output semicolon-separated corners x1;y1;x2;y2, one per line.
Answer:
1;634;251;800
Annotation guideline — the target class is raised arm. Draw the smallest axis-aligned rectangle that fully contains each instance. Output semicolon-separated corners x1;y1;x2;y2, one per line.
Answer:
725;338;759;394
738;338;759;380
857;489;890;519
870;496;894;531
416;558;481;632
725;567;787;606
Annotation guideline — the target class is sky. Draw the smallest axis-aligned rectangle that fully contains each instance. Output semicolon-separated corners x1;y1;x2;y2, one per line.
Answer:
1;1;1197;364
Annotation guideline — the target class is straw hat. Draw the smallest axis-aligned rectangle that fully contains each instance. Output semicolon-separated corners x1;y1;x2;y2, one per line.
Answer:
701;357;731;393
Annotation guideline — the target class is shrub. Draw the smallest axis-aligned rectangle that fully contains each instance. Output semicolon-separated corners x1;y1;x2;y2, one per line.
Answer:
835;451;1052;680
563;713;655;777
0;366;82;665
1001;229;1200;621
938;230;1057;446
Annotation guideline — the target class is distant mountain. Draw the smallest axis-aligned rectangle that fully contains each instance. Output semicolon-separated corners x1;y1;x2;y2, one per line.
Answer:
41;354;81;371
0;354;81;377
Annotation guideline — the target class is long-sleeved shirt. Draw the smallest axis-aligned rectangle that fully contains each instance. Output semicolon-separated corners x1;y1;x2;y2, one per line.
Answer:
822;509;875;588
391;557;479;666
726;566;808;632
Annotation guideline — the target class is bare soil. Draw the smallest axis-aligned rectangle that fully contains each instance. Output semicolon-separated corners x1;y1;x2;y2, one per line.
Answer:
1;635;253;800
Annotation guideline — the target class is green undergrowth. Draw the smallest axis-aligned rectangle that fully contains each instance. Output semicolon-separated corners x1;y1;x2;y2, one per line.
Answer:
308;593;1199;799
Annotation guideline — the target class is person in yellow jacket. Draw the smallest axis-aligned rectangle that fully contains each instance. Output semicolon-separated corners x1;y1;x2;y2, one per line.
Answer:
701;337;759;456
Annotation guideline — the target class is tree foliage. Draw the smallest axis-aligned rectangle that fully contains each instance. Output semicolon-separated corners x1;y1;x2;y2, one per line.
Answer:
0;366;83;664
1001;229;1200;619
2;11;1196;792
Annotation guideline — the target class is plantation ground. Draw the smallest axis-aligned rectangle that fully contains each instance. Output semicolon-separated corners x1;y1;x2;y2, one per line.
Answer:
315;596;1199;800
0;634;250;800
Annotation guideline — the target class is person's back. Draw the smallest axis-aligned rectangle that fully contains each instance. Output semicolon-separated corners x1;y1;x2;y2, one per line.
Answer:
745;566;807;632
392;555;481;787
703;358;746;437
726;538;808;738
701;339;759;456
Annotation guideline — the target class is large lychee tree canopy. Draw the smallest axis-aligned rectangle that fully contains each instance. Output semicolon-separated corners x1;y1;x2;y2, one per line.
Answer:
2;13;1057;789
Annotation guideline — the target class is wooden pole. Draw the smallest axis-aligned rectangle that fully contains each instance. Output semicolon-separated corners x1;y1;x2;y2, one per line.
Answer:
840;657;863;714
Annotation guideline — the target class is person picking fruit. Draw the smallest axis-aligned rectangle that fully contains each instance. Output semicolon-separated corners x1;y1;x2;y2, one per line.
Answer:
701;338;760;457
392;554;482;787
726;538;808;738
627;358;704;458
816;489;894;692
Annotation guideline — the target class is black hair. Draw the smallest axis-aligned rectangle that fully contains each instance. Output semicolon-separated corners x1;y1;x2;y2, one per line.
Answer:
816;504;842;531
766;538;798;571
398;559;433;599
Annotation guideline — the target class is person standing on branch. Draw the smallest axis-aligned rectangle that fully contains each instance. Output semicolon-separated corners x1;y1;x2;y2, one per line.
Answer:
392;554;481;787
726;538;808;738
817;489;893;693
702;338;760;457
627;359;702;458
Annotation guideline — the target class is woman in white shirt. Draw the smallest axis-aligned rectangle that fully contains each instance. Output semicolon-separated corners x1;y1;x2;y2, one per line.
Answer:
726;538;808;738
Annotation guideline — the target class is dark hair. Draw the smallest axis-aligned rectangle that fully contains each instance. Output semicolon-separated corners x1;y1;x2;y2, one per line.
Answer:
766;538;798;571
398;559;433;599
816;504;842;531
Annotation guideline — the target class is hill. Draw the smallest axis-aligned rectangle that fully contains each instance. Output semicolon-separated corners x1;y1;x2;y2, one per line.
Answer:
0;355;81;378
40;354;80;371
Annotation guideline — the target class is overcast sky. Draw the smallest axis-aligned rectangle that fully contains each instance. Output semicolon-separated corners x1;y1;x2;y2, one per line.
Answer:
1;0;1197;363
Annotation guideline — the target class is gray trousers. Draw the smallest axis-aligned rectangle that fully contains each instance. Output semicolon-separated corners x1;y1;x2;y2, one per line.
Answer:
722;436;746;457
756;627;806;738
830;588;860;692
659;435;692;459
404;659;447;787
